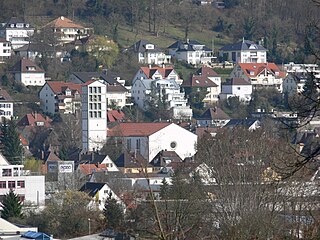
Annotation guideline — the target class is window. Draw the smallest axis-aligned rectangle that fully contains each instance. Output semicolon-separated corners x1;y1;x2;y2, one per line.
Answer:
17;181;25;188
237;87;241;90
127;139;131;149
0;181;6;188
8;181;15;189
2;168;12;176
136;139;141;153
170;141;177;149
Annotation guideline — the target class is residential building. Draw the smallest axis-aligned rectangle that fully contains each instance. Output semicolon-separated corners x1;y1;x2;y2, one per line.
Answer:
106;84;128;109
219;39;267;63
129;39;171;65
0;88;13;121
230;62;286;92
0;153;45;206
42;16;92;44
107;109;126;123
196;107;230;127
11;58;46;86
181;66;221;105
70;71;117;85
39;81;82;114
220;77;252;102
284;62;320;74
224;119;260;131
0;17;34;49
82;80;107;152
18;113;52;127
0;38;11;62
132;77;192;119
108;122;197;162
132;66;182;85
168;39;214;65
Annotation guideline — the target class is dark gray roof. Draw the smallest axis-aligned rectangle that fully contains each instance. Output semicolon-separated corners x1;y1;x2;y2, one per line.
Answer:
220;39;267;51
2;17;33;29
72;72;118;85
169;40;211;52
224;119;259;129
197;107;230;120
130;39;162;53
79;182;105;197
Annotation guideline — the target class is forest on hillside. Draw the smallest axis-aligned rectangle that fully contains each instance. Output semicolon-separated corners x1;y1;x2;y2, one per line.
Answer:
0;0;319;64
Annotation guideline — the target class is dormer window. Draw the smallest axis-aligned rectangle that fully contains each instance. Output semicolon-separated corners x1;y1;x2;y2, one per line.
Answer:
16;23;24;28
65;89;72;96
27;66;36;71
250;71;255;75
36;121;44;126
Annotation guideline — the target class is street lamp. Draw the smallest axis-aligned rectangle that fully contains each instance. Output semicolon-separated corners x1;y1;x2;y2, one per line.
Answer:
88;218;91;235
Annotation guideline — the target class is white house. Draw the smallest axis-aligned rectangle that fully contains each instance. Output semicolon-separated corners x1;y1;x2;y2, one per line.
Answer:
230;62;286;92
181;66;221;105
108;122;198;162
196;107;230;127
0;153;45;207
0;88;13;122
132;78;192;119
39;81;82;114
129;39;171;65
219;39;267;63
168;39;214;65
82;80;107;152
220;77;252;102
0;38;11;62
106;84;128;109
0;17;34;49
132;66;182;85
11;58;46;86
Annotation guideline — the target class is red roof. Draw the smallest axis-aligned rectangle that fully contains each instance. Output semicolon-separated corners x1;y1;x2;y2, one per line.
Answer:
108;122;171;137
19;134;29;146
79;163;108;175
140;66;178;79
107;110;126;122
238;63;286;78
12;58;45;73
46;81;82;94
17;113;52;127
44;16;85;29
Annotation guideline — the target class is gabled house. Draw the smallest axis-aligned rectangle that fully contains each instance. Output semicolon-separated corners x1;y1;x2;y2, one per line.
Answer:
0;88;13;121
114;151;154;174
219;39;267;63
107;109;126;123
0;38;11;62
129;39;171;65
181;66;221;105
42;16;92;44
224;119;260;131
196;107;230;127
18;113;52;127
132;66;182;85
220;77;252;102
69;71;117;85
0;17;34;49
39;81;82;114
230;62;286;92
108;122;197;162
168;39;214;65
106;84;128;109
11;58;46;86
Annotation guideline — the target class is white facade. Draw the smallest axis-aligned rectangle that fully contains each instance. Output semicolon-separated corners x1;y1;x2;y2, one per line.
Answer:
220;79;253;102
82;80;107;152
0;89;14;121
0;39;11;62
133;66;182;85
39;83;56;114
0;155;45;206
15;71;46;86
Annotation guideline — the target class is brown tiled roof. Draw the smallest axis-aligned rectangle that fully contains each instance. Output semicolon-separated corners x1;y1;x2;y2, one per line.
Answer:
106;84;128;92
108;122;171;137
78;163;108;175
224;78;251;85
182;66;219;87
44;16;84;29
238;63;286;78
140;66;178;79
11;58;45;73
19;134;29;146
17;113;52;127
195;66;219;77
198;107;230;120
107;110;126;122
0;88;13;101
46;81;82;94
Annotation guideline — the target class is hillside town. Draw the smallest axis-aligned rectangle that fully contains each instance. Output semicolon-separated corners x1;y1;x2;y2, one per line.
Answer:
0;1;320;239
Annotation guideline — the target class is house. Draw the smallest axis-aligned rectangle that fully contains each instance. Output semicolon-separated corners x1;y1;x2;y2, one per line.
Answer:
0;17;34;49
132;65;182;85
131;77;193;119
0;88;13;121
196;107;230;127
129;39;171;65
181;66;221;105
69;71;117;85
82;80;107;152
0;38;11;62
39;81;82;114
0;153;45;206
108;122;198;162
11;58;46;86
168;39;214;65
220;77;252;102
224;118;260;131
107;109;126;123
106;84;128;109
42;16;92;44
219;39;267;63
230;62;286;92
18;113;52;127
114;151;155;174
79;182;123;210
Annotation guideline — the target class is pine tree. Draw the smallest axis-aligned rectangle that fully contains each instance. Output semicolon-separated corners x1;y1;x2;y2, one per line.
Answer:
103;197;124;230
0;118;23;164
1;189;23;220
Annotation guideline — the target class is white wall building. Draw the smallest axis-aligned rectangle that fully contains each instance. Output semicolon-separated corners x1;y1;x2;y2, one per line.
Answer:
0;38;11;62
219;39;267;63
0;154;45;206
82;80;107;152
108;122;197;162
0;88;13;122
220;77;253;102
0;17;34;49
12;58;46;86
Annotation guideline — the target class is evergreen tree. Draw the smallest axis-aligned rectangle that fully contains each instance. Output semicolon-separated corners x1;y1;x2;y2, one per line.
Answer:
1;189;23;220
159;178;169;200
0;118;23;164
103;196;124;230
